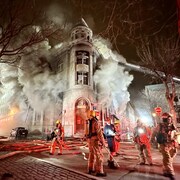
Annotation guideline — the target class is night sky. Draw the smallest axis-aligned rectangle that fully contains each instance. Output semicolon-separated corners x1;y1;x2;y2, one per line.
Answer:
33;0;180;79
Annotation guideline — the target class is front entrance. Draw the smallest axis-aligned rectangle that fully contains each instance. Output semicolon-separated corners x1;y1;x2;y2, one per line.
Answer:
75;98;90;136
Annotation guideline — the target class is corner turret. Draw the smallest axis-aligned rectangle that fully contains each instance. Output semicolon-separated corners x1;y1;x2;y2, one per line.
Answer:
71;18;92;42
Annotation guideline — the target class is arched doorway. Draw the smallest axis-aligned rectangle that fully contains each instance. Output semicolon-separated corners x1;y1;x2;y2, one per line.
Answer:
75;98;90;135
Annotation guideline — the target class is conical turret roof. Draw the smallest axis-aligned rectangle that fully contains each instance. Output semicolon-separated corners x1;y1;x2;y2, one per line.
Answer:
74;18;89;28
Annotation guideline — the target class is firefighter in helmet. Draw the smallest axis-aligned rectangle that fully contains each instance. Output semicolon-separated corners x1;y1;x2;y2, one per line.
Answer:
153;112;177;180
104;117;117;169
86;110;107;177
114;120;121;155
49;120;64;155
133;119;153;165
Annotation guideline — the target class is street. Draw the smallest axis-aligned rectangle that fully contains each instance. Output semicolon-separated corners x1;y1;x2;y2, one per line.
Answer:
0;137;180;180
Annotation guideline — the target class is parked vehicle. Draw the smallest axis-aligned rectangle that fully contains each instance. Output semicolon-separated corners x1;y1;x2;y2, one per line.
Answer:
10;127;28;139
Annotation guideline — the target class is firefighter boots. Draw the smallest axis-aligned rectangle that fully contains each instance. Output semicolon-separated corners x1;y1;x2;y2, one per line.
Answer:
108;160;118;169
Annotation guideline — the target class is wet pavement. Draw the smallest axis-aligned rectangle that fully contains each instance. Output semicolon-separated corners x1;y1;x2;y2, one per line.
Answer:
0;137;180;180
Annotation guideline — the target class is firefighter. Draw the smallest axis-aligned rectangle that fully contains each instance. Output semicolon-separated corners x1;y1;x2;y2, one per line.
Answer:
114;120;121;155
86;110;107;177
133;119;153;166
104;117;117;169
49;120;64;155
153;113;177;180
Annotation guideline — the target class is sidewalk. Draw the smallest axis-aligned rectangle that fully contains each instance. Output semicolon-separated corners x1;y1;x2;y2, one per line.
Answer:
0;154;101;180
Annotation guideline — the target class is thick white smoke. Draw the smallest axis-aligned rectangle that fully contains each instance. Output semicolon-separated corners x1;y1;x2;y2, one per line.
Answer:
0;40;66;135
93;37;134;115
18;41;66;114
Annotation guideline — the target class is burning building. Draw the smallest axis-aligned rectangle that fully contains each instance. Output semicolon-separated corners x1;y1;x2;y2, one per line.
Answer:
0;19;134;137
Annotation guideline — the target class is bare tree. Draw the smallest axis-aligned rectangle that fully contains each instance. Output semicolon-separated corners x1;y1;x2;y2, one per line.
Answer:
135;34;180;125
0;0;64;66
119;1;180;125
73;0;180;125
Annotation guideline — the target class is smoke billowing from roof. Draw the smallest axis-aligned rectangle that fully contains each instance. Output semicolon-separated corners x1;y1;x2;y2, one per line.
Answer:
93;37;133;115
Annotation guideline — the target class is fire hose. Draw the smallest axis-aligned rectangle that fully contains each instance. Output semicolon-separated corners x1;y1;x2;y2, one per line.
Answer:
58;139;81;155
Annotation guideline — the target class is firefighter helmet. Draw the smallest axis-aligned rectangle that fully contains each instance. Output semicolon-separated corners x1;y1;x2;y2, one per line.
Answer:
114;120;120;124
162;112;171;118
162;112;171;123
87;110;96;118
56;120;61;124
